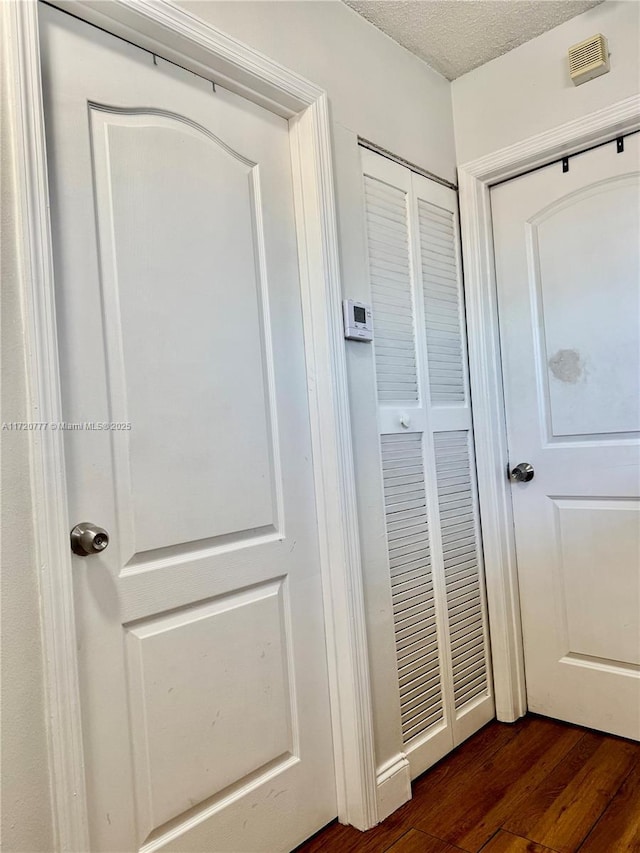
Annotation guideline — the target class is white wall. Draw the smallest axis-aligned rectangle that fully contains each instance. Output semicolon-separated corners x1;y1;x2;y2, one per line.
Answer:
452;0;640;165
180;1;456;184
1;3;454;849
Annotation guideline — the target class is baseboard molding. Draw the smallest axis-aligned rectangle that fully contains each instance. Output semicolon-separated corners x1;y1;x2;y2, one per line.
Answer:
376;753;411;822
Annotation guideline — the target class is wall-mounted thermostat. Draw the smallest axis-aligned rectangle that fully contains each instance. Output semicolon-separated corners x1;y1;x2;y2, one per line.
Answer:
343;299;373;342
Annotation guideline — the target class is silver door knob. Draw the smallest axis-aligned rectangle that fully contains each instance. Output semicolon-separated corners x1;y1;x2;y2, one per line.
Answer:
70;522;110;556
509;462;534;483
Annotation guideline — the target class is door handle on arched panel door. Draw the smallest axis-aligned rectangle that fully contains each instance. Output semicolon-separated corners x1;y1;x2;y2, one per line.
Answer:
70;522;110;556
509;462;535;483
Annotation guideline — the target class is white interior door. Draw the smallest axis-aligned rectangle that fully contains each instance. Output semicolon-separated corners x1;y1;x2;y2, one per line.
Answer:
40;6;337;850
491;133;640;740
361;149;494;780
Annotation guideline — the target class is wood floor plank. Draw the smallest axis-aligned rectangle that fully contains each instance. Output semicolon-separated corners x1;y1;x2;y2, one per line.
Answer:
413;716;584;852
299;721;522;853
385;828;461;853
295;819;407;853
411;721;522;799
297;716;639;853
378;720;525;843
480;830;557;853
503;731;639;853
580;760;640;853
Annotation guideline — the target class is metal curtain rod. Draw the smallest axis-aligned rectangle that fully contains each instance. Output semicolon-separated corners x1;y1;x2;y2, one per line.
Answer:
494;128;640;187
358;137;458;191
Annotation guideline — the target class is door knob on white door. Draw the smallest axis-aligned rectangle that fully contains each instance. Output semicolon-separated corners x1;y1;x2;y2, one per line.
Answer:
70;522;110;556
509;462;535;483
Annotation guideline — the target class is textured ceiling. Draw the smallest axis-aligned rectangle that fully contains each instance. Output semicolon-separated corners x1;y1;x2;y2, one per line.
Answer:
343;0;605;80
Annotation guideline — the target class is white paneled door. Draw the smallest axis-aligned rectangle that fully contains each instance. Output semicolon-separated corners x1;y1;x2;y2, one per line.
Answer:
40;6;336;851
491;134;640;740
361;150;494;780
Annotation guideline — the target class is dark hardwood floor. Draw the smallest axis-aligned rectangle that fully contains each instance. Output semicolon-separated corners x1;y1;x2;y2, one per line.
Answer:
297;715;640;853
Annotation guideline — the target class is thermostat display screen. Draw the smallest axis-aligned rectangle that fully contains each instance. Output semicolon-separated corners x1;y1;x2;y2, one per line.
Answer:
353;305;367;324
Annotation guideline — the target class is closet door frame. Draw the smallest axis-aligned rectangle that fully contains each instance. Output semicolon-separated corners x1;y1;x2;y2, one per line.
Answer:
458;95;640;724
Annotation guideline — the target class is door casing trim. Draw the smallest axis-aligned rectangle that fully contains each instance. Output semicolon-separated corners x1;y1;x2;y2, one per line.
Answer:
3;1;379;848
458;94;640;724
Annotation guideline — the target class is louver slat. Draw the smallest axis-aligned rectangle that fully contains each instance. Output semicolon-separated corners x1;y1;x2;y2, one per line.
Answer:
365;176;419;403
434;431;488;709
381;433;444;743
418;200;466;404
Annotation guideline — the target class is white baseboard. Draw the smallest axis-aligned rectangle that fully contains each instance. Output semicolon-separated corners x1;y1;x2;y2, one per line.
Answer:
375;753;411;822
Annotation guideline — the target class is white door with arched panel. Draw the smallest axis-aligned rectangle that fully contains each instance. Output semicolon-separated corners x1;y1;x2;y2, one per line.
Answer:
491;134;640;740
40;5;336;851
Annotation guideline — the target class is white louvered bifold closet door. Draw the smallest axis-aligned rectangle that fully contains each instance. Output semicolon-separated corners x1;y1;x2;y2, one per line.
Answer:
361;148;494;780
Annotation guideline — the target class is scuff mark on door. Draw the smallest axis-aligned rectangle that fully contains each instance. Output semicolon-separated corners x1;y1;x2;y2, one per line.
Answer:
548;349;584;383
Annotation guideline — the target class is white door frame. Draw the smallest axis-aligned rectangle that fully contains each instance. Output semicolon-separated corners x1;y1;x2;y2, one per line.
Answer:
458;94;640;724
3;1;378;848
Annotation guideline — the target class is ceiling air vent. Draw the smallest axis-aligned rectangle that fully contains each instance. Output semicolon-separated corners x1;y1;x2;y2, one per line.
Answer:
568;34;609;86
